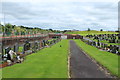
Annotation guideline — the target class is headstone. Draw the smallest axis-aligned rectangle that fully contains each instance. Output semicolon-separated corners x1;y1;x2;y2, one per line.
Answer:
24;41;31;51
5;47;11;54
101;43;104;48
34;41;39;52
109;45;113;52
97;40;100;47
93;42;96;46
14;43;19;52
111;45;117;53
42;40;46;46
0;43;2;54
118;34;120;39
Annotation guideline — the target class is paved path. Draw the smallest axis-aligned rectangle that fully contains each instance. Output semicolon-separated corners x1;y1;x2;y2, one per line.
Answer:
70;40;111;78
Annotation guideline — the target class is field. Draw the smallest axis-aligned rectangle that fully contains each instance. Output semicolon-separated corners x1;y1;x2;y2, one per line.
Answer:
2;40;69;78
74;40;119;77
65;30;118;36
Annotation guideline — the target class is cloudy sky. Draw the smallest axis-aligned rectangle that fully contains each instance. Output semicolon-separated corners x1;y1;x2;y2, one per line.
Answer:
0;0;118;31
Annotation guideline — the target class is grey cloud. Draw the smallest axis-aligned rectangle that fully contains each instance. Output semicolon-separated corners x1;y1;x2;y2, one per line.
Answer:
1;1;118;31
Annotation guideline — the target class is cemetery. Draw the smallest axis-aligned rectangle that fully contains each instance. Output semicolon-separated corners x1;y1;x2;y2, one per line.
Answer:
82;34;120;55
0;23;119;78
0;34;61;68
1;0;120;78
0;33;83;68
2;40;69;78
0;30;119;78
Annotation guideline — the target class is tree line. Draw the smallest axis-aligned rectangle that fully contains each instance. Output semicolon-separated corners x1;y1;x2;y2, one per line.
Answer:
0;23;62;37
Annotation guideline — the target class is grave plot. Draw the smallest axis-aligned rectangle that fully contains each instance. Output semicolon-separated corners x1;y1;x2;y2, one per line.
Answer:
85;34;119;45
0;42;2;64
2;40;69;78
1;38;61;68
83;34;120;55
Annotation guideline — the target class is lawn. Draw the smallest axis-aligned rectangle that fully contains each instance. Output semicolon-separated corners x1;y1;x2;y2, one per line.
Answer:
2;40;69;78
100;40;120;45
74;40;119;77
65;30;118;36
18;46;23;52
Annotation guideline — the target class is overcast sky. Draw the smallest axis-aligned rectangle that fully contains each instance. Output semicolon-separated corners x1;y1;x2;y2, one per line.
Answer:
0;0;118;31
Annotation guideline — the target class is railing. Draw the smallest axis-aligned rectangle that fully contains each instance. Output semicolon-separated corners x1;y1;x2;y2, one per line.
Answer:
0;33;49;40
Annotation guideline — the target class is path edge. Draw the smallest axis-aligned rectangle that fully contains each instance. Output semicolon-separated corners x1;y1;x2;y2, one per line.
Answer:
68;40;71;78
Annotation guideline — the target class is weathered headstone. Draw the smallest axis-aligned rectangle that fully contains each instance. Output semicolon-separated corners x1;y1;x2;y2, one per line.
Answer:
14;43;19;52
23;41;31;51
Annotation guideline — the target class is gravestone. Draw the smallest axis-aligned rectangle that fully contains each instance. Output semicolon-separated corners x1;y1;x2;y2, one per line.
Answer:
14;43;19;52
104;44;108;49
34;41;39;52
116;46;120;54
118;34;120;39
111;45;117;53
5;47;11;54
97;40;100;47
23;41;31;51
0;43;2;54
93;41;96;46
101;43;104;48
109;45;113;52
42;40;46;47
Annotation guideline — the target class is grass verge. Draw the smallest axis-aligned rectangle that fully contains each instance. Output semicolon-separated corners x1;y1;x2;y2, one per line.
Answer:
2;40;69;78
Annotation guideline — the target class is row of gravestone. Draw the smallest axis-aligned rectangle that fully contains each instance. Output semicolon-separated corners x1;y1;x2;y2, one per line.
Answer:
1;38;61;63
46;39;61;46
86;34;120;43
81;38;120;55
12;39;60;54
86;34;119;38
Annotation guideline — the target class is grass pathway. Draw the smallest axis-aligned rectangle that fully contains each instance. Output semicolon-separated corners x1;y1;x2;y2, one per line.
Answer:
2;40;69;78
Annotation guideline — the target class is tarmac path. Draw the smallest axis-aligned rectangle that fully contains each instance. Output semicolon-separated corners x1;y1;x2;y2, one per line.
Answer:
69;40;111;78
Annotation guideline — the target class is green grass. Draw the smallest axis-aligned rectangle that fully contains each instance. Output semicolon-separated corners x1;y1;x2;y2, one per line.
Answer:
100;40;120;46
65;30;118;36
2;40;69;78
74;40;119;77
18;47;23;52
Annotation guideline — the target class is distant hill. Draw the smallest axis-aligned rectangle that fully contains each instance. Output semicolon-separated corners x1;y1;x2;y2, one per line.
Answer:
65;30;118;36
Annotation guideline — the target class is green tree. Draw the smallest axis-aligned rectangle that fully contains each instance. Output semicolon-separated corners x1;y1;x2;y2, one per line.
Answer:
88;28;90;31
0;23;3;33
5;23;13;36
14;26;21;35
100;29;103;31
